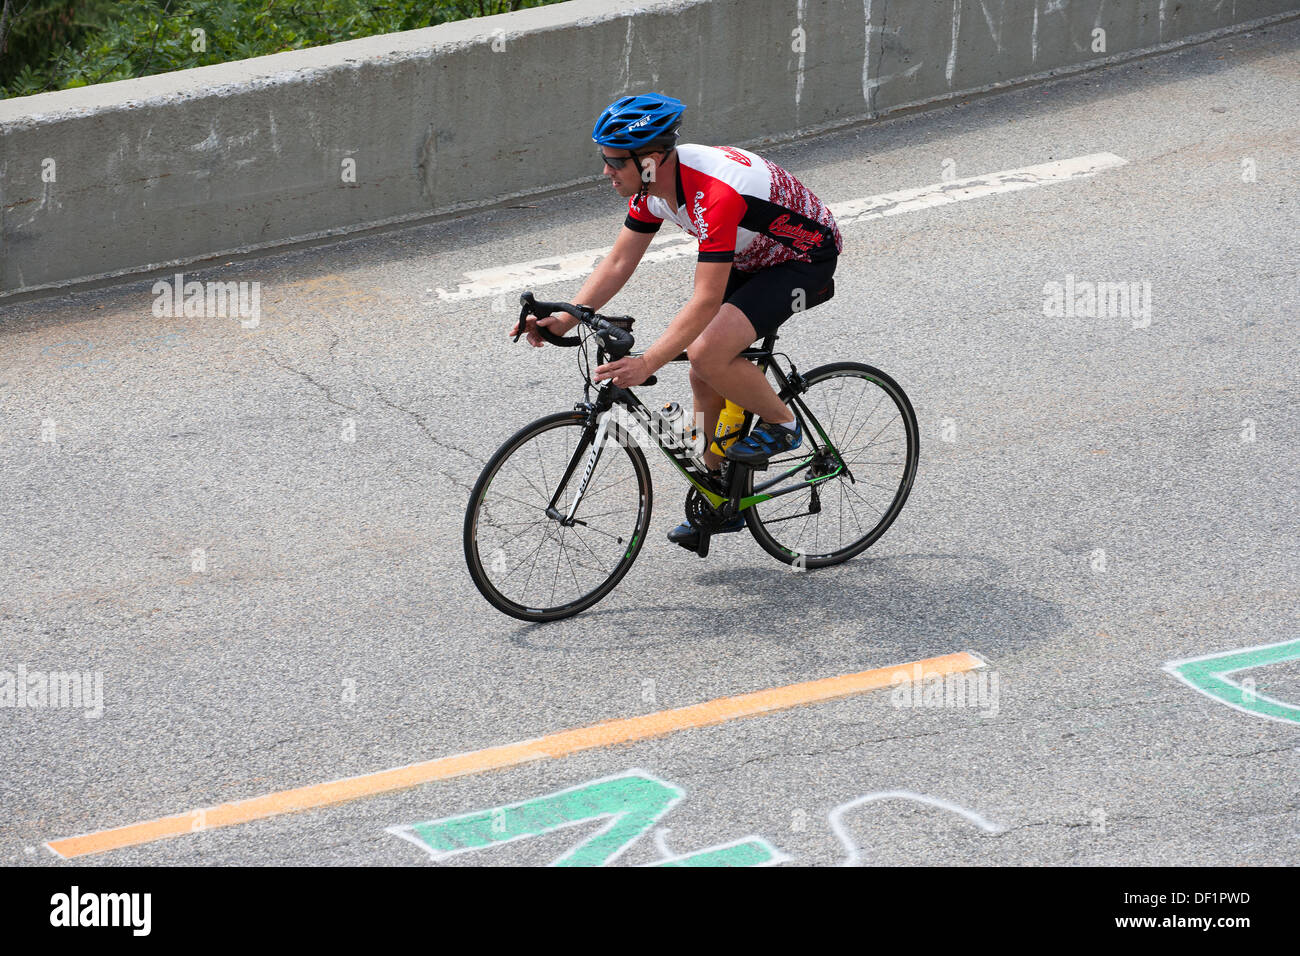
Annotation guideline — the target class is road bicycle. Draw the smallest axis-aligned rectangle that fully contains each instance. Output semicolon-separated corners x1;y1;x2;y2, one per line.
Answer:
463;290;919;622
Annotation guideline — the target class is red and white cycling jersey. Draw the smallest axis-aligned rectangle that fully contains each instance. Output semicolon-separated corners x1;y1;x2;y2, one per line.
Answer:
624;144;842;272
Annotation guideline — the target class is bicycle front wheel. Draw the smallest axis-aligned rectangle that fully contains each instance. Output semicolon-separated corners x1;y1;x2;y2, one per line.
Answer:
745;362;919;568
464;410;653;622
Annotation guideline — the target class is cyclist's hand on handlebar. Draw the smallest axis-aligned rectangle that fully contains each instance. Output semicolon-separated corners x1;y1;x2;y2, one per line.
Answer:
510;313;578;347
594;354;653;388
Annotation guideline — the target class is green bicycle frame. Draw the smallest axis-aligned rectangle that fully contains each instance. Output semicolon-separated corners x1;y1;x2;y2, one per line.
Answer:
560;344;848;520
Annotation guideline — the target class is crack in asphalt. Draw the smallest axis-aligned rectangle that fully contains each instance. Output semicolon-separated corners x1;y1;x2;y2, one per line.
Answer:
255;345;482;493
996;820;1096;833
681;699;1296;781
826;694;1192;737
987;695;1191;718
1211;803;1300;820
1193;746;1297;760
260;347;358;412
368;383;483;467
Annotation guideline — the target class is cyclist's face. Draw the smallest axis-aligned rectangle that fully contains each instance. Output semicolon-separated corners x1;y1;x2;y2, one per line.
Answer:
600;148;660;197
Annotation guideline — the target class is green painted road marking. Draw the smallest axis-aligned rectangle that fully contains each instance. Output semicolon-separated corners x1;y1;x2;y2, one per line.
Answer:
654;838;780;867
387;770;787;867
1164;639;1300;725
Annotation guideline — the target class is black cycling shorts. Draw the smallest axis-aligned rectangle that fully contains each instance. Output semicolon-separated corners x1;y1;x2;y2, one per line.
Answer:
722;256;837;340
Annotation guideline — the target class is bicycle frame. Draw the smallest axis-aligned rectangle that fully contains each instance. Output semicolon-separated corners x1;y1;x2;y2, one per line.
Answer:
544;341;851;527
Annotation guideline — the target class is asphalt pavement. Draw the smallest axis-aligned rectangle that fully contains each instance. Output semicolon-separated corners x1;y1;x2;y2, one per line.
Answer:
1;19;1297;867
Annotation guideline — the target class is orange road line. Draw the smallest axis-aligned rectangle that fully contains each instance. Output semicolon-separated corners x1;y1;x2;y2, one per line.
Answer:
47;651;984;858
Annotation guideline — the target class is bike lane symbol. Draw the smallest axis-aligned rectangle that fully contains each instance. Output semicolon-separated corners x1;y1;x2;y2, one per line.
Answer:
388;770;787;867
1164;639;1300;725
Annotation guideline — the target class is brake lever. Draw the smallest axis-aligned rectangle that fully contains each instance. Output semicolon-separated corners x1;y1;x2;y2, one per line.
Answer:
512;303;530;343
512;292;542;343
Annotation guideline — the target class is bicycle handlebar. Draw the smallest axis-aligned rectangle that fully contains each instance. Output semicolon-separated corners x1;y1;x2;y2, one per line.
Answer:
514;291;634;358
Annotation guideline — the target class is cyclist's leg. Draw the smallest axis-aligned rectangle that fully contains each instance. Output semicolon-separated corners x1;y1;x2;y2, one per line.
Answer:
689;265;757;471
671;305;768;548
671;354;744;547
688;365;727;471
688;305;794;443
698;257;837;464
691;257;836;428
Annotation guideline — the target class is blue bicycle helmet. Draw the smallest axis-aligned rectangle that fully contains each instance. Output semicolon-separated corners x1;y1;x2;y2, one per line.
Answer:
592;93;686;151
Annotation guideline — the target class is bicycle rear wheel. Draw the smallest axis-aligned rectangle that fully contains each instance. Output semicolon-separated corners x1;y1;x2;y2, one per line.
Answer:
464;410;652;622
745;362;918;568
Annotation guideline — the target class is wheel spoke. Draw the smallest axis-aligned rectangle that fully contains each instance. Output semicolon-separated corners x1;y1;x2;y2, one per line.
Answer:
584;469;639;500
837;394;890;460
503;523;553;577
840;477;886;518
568;525;614;575
484;518;550;560
485;485;552;514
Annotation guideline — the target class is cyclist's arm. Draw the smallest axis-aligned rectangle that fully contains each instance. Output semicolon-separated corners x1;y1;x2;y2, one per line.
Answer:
638;177;742;370
517;226;655;345
569;225;655;313
516;226;654;345
639;260;731;371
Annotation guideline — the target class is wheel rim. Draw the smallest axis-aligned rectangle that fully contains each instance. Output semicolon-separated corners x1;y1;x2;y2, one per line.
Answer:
470;418;648;614
749;369;915;561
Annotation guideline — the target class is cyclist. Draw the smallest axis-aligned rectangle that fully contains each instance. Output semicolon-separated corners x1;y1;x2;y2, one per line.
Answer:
510;93;842;549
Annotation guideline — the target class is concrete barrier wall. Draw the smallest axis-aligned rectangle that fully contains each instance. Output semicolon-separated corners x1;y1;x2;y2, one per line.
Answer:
2;0;1297;298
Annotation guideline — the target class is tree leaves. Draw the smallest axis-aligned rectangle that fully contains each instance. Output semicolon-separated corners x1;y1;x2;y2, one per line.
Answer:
1;0;558;99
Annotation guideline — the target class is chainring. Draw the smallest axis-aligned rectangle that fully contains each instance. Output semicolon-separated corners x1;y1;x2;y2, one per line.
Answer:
685;486;731;533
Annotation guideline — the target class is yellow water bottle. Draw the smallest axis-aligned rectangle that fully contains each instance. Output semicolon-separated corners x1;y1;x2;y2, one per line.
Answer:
711;400;746;456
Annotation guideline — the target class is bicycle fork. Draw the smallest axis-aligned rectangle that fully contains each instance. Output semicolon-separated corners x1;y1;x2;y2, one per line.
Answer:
544;409;614;529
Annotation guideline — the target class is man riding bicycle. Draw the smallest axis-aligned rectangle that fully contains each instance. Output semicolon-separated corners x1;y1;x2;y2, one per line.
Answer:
510;93;842;549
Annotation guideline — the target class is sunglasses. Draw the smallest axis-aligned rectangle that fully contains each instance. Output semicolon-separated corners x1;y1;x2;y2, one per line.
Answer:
598;150;633;170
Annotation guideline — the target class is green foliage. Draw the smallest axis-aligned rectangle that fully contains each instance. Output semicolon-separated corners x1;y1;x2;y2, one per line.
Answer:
0;0;559;99
0;1;120;90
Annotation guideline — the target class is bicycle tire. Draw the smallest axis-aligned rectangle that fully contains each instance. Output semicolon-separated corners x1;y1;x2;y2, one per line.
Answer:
745;362;919;568
464;410;653;622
